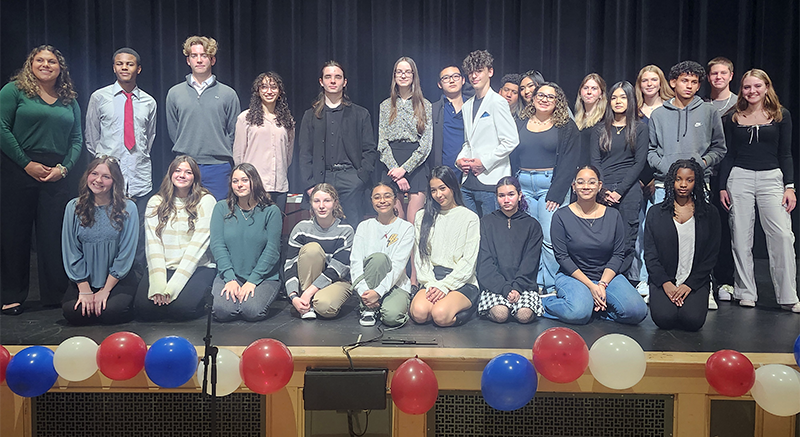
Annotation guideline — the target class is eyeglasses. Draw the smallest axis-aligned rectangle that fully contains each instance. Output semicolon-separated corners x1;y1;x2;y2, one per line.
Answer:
574;179;599;187
372;193;395;201
395;70;413;77
259;84;279;91
535;92;557;102
440;73;462;83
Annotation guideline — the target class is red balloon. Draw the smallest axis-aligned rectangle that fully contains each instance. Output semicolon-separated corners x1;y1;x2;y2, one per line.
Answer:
96;332;147;381
391;357;439;415
532;327;589;383
705;350;755;397
0;345;10;383
240;339;293;395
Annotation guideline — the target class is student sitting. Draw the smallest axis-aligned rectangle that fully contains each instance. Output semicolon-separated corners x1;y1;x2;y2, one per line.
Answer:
410;166;480;327
350;182;415;327
476;177;543;323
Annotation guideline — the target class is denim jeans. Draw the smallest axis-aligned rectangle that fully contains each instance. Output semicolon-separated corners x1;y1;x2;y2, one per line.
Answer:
516;169;566;291
542;272;648;325
635;184;665;285
461;186;498;217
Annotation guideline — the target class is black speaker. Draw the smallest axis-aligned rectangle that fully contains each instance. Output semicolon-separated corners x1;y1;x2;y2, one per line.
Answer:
303;368;388;411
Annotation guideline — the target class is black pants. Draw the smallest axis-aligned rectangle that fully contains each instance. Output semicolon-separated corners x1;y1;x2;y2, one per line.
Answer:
130;193;152;280
1;153;69;306
709;174;735;286
609;182;642;279
134;267;215;321
325;168;367;228
268;191;287;216
649;282;709;332
61;273;139;325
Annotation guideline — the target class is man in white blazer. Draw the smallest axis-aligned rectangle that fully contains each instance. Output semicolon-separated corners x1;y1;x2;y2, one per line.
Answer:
456;50;519;216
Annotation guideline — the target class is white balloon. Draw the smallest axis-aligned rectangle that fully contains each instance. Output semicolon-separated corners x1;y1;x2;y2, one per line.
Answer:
195;348;242;397
752;364;800;417
589;333;646;390
53;336;99;382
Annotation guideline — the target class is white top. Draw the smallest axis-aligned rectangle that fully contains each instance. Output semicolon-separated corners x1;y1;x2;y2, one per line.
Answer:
350;217;415;297
414;206;480;294
674;216;695;286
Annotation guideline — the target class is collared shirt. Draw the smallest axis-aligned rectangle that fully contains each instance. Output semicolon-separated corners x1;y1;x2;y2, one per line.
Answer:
324;104;351;166
191;75;216;96
441;96;464;174
85;82;158;197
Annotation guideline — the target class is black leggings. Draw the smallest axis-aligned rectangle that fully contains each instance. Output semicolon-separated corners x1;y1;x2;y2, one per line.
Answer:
61;274;139;325
649;282;709;331
134;267;215;321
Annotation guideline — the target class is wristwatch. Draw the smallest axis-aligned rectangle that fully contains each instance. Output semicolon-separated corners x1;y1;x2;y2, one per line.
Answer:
56;163;68;178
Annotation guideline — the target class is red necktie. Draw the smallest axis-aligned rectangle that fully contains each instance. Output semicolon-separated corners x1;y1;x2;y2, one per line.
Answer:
122;91;135;151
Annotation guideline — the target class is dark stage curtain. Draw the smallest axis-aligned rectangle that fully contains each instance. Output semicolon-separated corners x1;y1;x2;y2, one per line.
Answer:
1;0;798;197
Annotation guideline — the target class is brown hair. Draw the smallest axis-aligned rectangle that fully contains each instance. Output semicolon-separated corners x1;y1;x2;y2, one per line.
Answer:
312;60;351;119
732;69;783;123
182;36;218;57
75;157;129;230
149;155;210;240
309;183;345;219
12;45;77;105
520;82;571;128
388;57;427;135
574;73;607;130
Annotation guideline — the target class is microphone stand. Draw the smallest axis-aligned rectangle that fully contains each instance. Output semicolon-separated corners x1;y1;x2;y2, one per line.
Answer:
201;293;218;437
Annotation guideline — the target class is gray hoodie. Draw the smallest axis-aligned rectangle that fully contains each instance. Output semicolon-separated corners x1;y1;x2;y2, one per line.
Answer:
647;95;726;180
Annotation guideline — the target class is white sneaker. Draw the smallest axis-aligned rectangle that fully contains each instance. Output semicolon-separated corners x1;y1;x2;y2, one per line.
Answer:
708;291;718;310
359;311;376;327
739;299;756;308
781;302;800;313
301;308;317;319
636;281;649;298
718;285;733;301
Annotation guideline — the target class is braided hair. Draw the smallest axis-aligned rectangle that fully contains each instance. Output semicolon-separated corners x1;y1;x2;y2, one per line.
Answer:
661;158;709;217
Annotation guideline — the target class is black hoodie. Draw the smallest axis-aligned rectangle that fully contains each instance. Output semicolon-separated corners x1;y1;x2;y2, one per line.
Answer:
477;209;543;297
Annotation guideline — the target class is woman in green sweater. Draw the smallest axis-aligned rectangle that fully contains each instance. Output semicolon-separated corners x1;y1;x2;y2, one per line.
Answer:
210;163;283;321
0;45;83;315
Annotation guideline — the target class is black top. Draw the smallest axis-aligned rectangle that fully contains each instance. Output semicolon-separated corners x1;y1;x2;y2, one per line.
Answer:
472;96;484;122
324;105;350;166
512;118;580;204
477;209;543;297
590;121;649;197
577;126;593;168
551;205;626;281
644;203;720;291
516;125;559;169
719;108;793;188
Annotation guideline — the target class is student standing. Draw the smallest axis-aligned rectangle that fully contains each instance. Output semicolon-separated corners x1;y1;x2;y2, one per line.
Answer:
498;73;522;119
429;64;467;177
574;73;607;166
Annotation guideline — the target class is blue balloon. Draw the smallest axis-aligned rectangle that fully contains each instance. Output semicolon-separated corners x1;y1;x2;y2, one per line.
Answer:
6;346;58;397
794;334;800;367
481;353;537;411
144;336;198;388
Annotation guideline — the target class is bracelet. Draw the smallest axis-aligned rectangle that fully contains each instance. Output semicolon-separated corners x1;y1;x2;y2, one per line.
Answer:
56;163;68;178
79;292;93;295
598;281;609;288
785;183;795;192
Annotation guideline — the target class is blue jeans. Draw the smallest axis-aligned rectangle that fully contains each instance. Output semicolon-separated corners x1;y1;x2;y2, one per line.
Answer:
542;272;648;325
461;186;498;217
198;163;233;201
516;169;565;291
635;184;665;285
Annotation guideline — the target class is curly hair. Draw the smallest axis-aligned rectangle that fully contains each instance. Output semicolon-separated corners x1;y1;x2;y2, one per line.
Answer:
732;69;783;123
661;158;709;218
500;73;521;87
371;181;399;217
225;163;274;220
388;57;427;135
309;183;345;220
462;50;494;75
668;60;706;83
182;35;218;57
12;45;77;105
150;155;210;240
245;72;295;130
574;73;607;130
312;60;351;119
495;176;528;213
635;65;674;118
418;166;465;262
600;81;639;153
75;157;129;231
520;82;570;127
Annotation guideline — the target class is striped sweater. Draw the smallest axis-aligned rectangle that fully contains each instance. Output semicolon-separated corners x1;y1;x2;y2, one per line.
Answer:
144;193;216;299
284;217;354;297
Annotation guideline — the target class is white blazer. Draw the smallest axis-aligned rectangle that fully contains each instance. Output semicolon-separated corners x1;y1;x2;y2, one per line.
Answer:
458;88;519;185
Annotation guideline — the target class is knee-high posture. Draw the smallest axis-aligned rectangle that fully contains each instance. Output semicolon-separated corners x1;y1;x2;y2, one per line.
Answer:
718;69;799;312
61;157;139;325
210;164;282;322
542;166;648;325
646;159;720;330
233;72;295;213
134;156;217;321
477;177;544;324
410;166;481;327
350;182;415;327
285;184;354;319
1;45;82;314
511;81;579;291
590;81;649;281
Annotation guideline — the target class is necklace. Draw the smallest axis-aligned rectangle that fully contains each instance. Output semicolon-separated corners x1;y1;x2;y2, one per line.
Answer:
239;205;254;221
715;94;734;113
531;117;552;126
575;204;600;227
614;125;625;135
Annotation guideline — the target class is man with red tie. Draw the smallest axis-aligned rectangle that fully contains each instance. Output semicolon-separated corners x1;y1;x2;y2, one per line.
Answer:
85;47;157;277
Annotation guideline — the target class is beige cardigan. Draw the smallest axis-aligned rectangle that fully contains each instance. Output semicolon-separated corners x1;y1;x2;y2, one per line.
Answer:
232;110;295;192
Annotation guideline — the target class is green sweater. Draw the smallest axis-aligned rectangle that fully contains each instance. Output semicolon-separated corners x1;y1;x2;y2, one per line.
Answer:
209;201;282;285
0;82;82;170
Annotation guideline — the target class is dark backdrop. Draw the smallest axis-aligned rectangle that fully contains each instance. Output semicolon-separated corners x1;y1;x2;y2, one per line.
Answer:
1;0;798;196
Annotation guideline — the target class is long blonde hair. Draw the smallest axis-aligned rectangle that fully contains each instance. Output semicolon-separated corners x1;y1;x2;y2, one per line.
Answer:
732;69;783;123
574;73;607;130
12;45;77;105
635;65;674;118
388;57;427;135
149;155;210;240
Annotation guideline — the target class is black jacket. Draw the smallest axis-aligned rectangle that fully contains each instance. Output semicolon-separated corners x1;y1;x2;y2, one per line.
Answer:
644;203;720;291
477;209;543;297
298;102;378;190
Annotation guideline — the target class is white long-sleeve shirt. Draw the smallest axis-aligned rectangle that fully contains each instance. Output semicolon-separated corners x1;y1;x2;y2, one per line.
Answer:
350;217;415;297
413;206;480;294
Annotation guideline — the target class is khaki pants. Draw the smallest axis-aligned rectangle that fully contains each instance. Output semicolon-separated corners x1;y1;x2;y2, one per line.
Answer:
298;243;352;317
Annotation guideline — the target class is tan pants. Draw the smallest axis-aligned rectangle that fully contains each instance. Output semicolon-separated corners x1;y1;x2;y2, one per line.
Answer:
298;243;352;317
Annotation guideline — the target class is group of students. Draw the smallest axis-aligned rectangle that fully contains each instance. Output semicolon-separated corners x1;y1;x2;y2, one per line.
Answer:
1;37;796;333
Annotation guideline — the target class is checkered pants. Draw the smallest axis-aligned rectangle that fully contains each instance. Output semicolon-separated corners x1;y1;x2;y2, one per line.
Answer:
477;289;543;317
